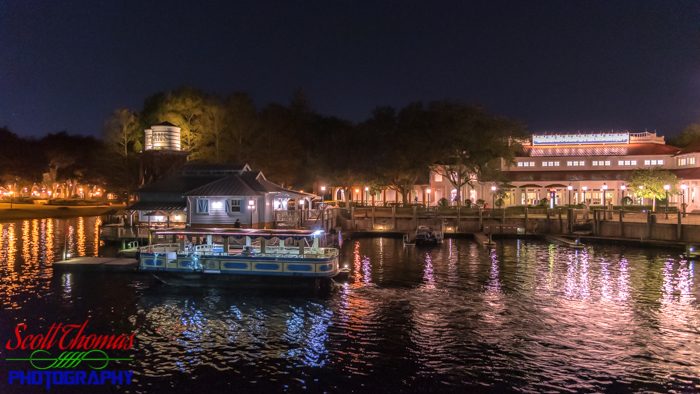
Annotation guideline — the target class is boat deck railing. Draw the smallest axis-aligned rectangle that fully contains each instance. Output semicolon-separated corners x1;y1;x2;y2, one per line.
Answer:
139;243;181;253
140;243;338;259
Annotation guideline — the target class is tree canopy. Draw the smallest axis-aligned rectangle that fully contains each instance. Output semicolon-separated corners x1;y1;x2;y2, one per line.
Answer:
669;123;700;148
2;87;528;200
627;168;678;211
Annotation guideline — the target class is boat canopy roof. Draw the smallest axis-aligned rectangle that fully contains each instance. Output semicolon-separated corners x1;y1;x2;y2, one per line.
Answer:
153;227;324;240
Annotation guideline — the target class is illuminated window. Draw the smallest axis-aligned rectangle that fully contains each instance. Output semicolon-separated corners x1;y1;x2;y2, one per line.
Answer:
592;160;611;166
618;160;637;166
566;160;585;167
196;198;209;214
434;173;442;182
517;161;535;167
644;159;663;166
542;161;560;167
679;157;696;166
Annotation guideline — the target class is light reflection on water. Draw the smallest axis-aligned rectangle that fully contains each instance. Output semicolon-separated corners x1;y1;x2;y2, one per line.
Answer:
0;221;699;392
0;217;99;310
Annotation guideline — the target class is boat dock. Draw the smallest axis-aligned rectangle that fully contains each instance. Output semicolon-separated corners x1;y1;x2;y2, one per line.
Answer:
545;235;584;249
474;232;496;248
53;257;138;271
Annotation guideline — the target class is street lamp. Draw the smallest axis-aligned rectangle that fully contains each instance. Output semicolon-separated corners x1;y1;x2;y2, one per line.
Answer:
663;184;671;219
354;188;360;203
320;185;326;202
620;184;626;205
549;189;556;209
364;186;369;206
582;186;588;204
298;198;306;226
426;188;431;207
567;184;573;205
681;183;688;217
490;185;497;210
248;199;256;228
638;185;644;205
602;183;608;207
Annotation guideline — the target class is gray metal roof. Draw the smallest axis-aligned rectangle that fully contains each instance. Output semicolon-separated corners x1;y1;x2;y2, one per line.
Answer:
185;174;264;196
128;201;186;211
185;171;315;197
138;175;223;194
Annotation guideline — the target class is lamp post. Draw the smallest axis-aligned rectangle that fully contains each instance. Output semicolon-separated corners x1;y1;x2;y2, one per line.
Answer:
426;188;431;207
549;189;556;209
663;184;670;219
638;185;644;206
567;184;573;206
681;183;688;217
620;184;626;205
354;188;360;204
582;186;588;204
364;186;369;206
248;199;256;228
490;185;497;210
298;198;304;226
320;185;326;202
602;183;608;207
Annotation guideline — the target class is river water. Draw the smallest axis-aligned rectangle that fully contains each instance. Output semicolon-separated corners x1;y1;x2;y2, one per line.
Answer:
0;216;699;392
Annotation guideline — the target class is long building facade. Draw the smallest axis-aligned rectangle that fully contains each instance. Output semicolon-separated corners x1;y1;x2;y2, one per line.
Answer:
427;131;700;211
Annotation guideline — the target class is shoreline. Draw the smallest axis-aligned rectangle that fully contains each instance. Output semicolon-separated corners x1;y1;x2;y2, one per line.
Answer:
0;204;122;221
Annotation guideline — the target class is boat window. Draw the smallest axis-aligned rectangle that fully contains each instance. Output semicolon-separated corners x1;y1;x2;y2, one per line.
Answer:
196;198;209;214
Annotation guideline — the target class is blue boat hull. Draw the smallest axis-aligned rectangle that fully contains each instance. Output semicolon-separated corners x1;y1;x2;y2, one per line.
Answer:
139;253;339;279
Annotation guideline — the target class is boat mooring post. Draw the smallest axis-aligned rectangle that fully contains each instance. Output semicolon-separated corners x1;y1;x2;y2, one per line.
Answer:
619;210;624;238
62;220;69;260
524;207;528;235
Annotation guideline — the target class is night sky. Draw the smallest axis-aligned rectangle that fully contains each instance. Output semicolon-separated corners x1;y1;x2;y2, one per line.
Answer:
1;0;699;138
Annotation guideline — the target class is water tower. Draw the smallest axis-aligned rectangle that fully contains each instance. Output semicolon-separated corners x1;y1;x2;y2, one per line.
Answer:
139;122;189;185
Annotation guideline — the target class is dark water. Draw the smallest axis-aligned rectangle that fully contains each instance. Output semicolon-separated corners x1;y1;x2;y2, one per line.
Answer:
1;217;699;393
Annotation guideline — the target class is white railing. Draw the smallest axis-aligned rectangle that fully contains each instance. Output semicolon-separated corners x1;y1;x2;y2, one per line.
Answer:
139;243;181;253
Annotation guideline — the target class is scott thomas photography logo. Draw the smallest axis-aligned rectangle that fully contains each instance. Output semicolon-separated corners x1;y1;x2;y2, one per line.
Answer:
2;320;135;390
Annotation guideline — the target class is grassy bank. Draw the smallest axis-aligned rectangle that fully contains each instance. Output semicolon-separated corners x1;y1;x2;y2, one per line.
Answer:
0;203;123;221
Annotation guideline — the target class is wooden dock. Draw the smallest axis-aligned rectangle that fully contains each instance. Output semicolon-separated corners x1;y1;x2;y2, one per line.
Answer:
53;257;138;271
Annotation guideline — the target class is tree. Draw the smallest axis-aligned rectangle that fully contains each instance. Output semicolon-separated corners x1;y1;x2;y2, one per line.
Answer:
197;97;228;163
104;109;139;158
223;92;258;163
250;103;306;186
429;101;524;205
627;168;678;211
363;105;431;205
669;123;700;147
141;88;207;156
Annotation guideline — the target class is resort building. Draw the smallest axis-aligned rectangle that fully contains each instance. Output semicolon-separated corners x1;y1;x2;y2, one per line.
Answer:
130;163;313;228
427;131;700;211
